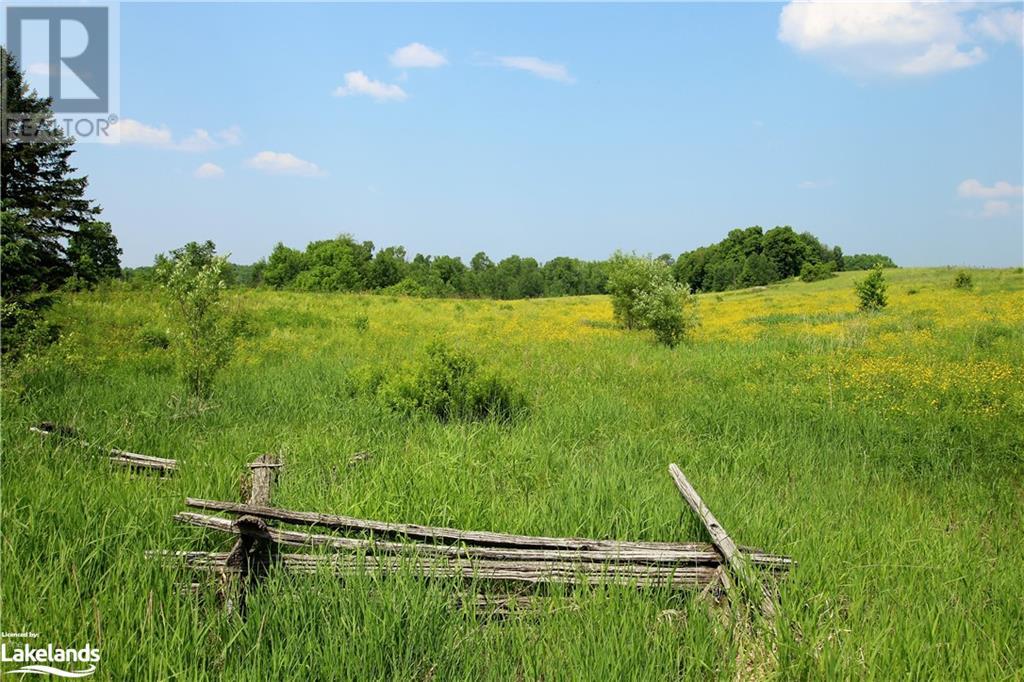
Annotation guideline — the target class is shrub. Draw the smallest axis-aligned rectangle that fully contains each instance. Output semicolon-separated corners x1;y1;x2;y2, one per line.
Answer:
607;252;673;329
155;241;234;398
137;327;170;350
368;341;528;422
800;261;835;282
0;296;60;361
953;271;973;289
607;253;700;346
854;264;888;311
633;281;699;348
345;364;388;398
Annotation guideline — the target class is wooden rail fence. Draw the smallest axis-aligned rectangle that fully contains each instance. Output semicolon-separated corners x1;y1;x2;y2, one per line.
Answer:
151;457;792;617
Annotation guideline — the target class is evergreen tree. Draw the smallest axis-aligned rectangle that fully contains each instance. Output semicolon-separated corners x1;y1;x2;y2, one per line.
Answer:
1;47;109;294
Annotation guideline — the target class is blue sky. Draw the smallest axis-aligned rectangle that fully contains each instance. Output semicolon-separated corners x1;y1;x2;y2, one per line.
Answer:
57;2;1024;267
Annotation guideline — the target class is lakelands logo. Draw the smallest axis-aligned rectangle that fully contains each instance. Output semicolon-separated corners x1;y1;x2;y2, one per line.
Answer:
1;642;100;677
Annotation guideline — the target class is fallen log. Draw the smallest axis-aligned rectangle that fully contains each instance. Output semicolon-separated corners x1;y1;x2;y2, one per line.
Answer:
182;498;792;568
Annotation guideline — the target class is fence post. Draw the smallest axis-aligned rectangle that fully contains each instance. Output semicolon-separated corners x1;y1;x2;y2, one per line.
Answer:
223;454;281;617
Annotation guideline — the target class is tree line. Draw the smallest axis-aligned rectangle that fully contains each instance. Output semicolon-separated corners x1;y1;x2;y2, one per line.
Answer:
125;228;894;299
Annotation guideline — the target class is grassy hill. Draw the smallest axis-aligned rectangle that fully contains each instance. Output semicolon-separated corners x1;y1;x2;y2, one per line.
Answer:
3;267;1022;678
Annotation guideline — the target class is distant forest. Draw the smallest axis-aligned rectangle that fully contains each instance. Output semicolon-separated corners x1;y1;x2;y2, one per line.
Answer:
126;227;896;299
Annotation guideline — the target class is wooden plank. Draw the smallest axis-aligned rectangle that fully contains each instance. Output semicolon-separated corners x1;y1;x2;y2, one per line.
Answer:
182;497;791;569
247;454;280;506
667;464;776;617
148;550;722;589
30;425;176;473
175;511;786;568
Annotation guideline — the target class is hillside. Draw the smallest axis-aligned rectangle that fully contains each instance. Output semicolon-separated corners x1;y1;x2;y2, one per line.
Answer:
3;267;1022;678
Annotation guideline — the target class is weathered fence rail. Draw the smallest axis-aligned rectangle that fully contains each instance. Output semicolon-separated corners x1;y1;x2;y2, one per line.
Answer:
154;459;792;617
30;423;177;474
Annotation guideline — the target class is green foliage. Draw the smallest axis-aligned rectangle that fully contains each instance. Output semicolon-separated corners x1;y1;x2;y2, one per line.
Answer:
855;264;889;311
291;235;374;292
1;49;118;297
607;252;671;329
953;270;973;289
800;261;836;282
154;241;234;398
674;226;853;292
352;313;370;333
0;295;60;360
607;253;700;346
843;253;897;270
67;222;122;285
263;243;307;288
367;341;528;422
136;327;170;350
633;281;699;347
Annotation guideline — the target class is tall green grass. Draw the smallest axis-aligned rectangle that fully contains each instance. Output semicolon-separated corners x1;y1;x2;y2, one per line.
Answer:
2;268;1022;679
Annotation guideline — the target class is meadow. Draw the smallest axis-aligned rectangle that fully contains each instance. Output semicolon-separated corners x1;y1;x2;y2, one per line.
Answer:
2;267;1022;679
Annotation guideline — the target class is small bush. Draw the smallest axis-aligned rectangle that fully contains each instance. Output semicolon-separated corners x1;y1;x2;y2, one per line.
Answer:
352;313;369;333
633;282;699;348
607;253;700;346
800;261;835;282
155;241;234;399
137;327;170;350
0;296;60;361
854;264;888;311
953;271;973;290
362;341;528;422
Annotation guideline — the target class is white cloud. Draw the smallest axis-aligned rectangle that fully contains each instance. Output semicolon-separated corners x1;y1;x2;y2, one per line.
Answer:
798;179;834;190
390;43;447;68
898;43;986;76
102;118;242;151
103;118;173;147
957;179;1024;199
27;62;55;76
218;125;243;146
778;3;1020;76
245;151;324;177
194;162;225;179
333;71;407;101
178;129;218;153
496;56;574;83
972;8;1024;48
981;200;1011;218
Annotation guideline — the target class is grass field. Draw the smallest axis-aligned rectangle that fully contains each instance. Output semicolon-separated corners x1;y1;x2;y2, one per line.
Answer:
2;267;1022;679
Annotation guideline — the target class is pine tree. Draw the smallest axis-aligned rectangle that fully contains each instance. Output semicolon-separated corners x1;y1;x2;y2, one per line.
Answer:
1;46;106;295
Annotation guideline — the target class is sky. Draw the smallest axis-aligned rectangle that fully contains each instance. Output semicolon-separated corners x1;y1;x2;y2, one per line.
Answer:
41;2;1024;267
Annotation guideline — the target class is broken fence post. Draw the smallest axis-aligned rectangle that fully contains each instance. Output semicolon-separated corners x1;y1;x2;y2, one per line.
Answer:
667;463;776;619
223;454;281;617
